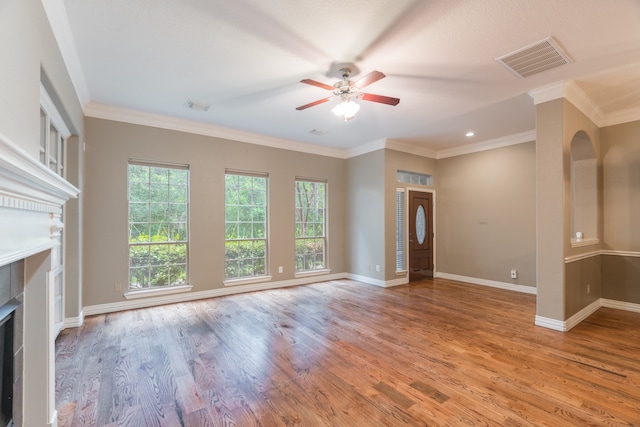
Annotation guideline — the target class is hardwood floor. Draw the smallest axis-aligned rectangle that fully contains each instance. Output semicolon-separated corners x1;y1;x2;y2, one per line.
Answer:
55;278;640;426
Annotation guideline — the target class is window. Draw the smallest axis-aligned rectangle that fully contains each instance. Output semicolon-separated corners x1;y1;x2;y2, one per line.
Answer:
397;170;432;186
396;189;406;272
295;179;326;272
225;171;268;280
40;84;70;177
128;161;189;290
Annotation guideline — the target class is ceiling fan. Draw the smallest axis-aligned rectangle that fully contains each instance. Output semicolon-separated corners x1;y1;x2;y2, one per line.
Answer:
296;67;400;121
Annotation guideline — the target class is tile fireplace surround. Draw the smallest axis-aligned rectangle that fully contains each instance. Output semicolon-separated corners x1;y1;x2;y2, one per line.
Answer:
0;131;78;427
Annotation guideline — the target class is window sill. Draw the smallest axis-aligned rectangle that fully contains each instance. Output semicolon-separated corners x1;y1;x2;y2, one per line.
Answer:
294;268;331;279
124;284;193;299
570;238;599;248
395;270;408;277
224;275;273;287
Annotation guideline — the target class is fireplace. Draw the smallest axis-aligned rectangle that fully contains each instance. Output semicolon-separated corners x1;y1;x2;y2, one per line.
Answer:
0;131;78;426
0;262;23;427
0;307;14;427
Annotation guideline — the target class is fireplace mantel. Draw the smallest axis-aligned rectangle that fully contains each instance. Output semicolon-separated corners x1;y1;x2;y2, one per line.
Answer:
0;131;79;267
0;131;79;426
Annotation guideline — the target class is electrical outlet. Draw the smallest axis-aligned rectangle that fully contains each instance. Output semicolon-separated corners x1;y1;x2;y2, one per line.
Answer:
587;284;590;294
375;265;380;272
114;282;121;292
278;266;283;273
510;269;517;279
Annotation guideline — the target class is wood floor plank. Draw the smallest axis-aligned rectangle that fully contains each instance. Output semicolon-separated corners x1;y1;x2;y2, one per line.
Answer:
56;278;640;426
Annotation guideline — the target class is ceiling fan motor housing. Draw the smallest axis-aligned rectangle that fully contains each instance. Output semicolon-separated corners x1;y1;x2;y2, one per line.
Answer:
333;81;357;95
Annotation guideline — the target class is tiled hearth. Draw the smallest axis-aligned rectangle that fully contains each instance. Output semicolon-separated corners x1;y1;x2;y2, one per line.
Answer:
0;132;78;427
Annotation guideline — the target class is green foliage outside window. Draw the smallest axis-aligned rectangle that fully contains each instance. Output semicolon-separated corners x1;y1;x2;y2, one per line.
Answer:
225;173;268;279
128;163;189;289
295;180;326;272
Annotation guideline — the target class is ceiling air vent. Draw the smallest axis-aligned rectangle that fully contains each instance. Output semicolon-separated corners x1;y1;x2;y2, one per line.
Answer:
496;37;572;78
185;100;211;112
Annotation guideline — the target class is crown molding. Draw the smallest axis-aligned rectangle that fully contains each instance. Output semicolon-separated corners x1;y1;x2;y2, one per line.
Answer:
86;102;538;161
344;138;387;158
436;130;536;159
528;80;606;126
385;139;439;159
602;106;640;128
84;103;350;159
41;0;90;108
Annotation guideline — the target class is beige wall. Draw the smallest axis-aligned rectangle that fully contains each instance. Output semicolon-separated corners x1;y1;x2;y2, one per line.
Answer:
0;0;83;156
436;142;536;286
602;255;640;303
536;98;607;321
345;150;385;280
601;120;640;304
602;120;640;251
536;99;566;320
562;101;601;318
83;118;346;306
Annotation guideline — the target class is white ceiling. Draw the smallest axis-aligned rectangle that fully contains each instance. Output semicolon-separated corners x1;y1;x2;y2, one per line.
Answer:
57;0;640;156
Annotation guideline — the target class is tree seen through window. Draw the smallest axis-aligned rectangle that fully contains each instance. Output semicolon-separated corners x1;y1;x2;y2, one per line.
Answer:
128;163;189;289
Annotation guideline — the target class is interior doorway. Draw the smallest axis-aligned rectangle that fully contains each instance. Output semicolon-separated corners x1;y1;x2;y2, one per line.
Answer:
409;191;434;281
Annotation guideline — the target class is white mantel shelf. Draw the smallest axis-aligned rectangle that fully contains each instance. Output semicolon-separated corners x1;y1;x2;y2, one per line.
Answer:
0;131;79;267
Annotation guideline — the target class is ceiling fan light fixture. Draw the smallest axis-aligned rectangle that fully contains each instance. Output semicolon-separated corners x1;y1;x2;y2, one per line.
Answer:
332;98;360;121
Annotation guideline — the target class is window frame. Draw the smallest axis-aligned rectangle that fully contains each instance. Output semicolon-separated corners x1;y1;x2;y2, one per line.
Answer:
396;188;407;274
40;83;70;177
294;177;328;275
224;169;270;284
40;83;71;336
127;159;190;294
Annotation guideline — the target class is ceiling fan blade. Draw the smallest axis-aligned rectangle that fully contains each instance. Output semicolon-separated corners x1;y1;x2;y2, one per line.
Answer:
300;79;334;91
355;71;386;88
296;97;333;111
361;93;400;106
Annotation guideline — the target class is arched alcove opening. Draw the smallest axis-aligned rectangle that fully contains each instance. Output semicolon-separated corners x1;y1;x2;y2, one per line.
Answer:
570;131;598;245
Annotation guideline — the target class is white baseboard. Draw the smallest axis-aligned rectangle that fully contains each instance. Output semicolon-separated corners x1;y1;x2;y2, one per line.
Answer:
63;311;84;328
601;298;640;313
348;273;408;288
533;315;566;332
49;410;58;427
536;299;602;332
535;298;640;332
83;273;349;317
77;273;640;331
436;272;537;295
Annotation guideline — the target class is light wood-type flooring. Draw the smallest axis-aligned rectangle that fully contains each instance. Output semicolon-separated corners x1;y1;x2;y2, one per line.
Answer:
55;278;640;426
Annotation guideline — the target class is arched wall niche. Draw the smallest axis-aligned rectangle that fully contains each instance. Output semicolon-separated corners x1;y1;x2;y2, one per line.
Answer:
570;130;598;245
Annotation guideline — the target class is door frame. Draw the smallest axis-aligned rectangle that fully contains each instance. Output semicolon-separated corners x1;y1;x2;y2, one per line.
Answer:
405;187;436;277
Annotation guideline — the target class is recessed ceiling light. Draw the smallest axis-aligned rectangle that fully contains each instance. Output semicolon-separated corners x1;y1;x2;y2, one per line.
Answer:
466;131;475;137
185;100;211;112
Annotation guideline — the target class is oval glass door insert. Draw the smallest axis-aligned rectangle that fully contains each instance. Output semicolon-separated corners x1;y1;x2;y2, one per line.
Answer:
416;205;426;245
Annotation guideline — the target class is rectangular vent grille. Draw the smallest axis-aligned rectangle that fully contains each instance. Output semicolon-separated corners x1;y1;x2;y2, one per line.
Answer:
496;37;572;78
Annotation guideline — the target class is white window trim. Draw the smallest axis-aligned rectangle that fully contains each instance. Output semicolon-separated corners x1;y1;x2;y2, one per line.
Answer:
124;284;193;299
224;170;270;280
396;187;406;274
295;177;328;274
41;83;71;139
127;160;190;293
